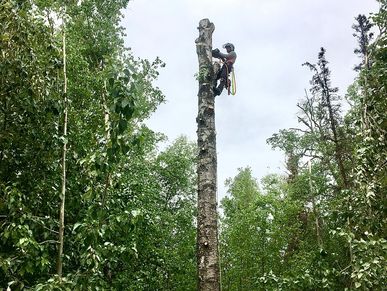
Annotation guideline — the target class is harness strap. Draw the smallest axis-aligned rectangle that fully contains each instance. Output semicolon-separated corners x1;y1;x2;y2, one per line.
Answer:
217;59;236;96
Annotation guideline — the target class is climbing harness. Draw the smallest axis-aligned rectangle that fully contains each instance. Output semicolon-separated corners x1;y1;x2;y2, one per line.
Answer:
219;59;237;96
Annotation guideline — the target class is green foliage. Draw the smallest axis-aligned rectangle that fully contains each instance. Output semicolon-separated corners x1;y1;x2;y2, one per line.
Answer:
195;66;211;82
347;2;387;288
0;1;196;289
351;237;387;290
221;168;300;290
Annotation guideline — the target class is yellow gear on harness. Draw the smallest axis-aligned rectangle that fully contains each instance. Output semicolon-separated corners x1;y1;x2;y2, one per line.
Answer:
231;68;236;96
225;63;237;96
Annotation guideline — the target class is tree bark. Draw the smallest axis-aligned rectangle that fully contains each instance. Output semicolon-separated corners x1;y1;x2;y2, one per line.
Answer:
195;18;220;291
323;87;349;189
57;11;68;279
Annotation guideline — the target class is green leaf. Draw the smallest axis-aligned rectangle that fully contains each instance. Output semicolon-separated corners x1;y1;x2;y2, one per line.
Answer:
122;104;134;119
121;144;130;154
118;119;128;134
121;98;130;108
73;223;82;232
60;136;68;145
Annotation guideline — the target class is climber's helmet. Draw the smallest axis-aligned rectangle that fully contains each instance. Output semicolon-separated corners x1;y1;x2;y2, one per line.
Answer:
223;43;235;51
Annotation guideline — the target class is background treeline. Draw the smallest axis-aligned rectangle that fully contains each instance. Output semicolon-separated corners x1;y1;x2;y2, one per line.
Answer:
0;0;386;290
220;3;386;290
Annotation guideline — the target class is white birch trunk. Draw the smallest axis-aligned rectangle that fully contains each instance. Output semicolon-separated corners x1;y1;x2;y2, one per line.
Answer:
195;18;220;291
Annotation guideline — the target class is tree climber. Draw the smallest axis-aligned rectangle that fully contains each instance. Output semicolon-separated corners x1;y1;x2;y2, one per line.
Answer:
212;43;237;96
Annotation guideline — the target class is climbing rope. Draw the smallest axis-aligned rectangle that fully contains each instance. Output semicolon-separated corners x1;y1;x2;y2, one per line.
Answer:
231;68;236;96
226;64;231;96
224;61;236;96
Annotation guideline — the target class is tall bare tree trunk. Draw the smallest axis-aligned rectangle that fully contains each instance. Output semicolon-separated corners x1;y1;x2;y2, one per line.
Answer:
57;12;68;279
324;88;349;189
195;18;220;291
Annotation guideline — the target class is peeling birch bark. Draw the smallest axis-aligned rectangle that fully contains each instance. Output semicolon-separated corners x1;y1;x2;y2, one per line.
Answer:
195;18;220;291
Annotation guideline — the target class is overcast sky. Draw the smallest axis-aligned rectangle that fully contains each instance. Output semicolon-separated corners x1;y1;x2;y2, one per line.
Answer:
122;0;379;200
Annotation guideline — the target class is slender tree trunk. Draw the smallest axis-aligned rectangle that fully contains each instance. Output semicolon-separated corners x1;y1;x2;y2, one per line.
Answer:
321;77;355;288
101;80;110;209
57;13;68;279
324;89;349;189
309;160;323;248
195;18;220;291
307;61;349;189
359;41;371;154
320;66;348;188
323;89;355;286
